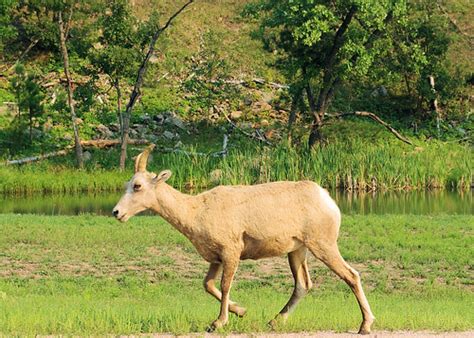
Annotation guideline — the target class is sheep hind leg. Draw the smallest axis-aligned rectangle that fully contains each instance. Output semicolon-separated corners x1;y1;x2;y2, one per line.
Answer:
307;242;375;334
204;262;247;317
269;246;313;328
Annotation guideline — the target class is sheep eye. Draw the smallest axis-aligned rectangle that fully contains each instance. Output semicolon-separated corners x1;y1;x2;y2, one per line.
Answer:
133;184;141;191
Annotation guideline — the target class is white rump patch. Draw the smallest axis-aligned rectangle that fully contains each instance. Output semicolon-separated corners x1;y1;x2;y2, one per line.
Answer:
319;187;341;218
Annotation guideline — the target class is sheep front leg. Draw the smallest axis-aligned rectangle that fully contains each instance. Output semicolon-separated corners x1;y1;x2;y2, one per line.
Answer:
204;263;247;317
208;257;239;331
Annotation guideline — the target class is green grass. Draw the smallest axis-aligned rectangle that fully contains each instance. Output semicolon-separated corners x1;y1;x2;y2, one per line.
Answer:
0;136;471;194
0;213;472;334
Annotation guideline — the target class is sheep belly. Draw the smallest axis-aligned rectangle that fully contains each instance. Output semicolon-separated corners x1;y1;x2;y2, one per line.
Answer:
240;233;303;260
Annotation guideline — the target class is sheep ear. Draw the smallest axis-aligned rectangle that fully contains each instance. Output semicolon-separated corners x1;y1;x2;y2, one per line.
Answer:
153;170;172;184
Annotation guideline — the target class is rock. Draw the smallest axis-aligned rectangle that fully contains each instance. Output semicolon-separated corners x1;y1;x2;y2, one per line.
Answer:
252;101;272;113
141;114;152;123
43;118;53;132
109;123;120;132
166;115;186;130
230;110;243;120
153;114;165;125
31;128;43;139
96;124;113;138
238;122;253;129
83;151;92;162
163;130;175;140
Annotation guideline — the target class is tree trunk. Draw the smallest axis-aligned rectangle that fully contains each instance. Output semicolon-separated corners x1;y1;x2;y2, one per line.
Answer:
119;0;194;170
58;10;84;169
29;106;32;144
428;75;441;138
306;6;357;149
287;86;304;144
114;79;123;132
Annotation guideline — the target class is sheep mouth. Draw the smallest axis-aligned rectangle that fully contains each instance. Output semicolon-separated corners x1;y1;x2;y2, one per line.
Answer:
117;214;129;222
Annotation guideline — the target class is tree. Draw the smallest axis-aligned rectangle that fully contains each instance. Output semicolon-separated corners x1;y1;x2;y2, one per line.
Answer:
92;0;143;169
56;4;85;168
0;0;17;56
3;0;100;164
246;0;429;147
10;63;45;143
119;0;194;170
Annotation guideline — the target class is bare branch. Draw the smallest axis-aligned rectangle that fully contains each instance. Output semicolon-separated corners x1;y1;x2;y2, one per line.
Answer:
328;111;413;145
437;2;473;40
64;6;74;40
120;0;194;169
223;113;272;146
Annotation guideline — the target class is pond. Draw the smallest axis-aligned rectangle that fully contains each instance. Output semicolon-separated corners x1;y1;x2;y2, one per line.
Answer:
0;190;471;215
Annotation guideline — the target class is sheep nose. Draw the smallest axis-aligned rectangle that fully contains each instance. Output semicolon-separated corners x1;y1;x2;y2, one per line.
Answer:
112;209;119;217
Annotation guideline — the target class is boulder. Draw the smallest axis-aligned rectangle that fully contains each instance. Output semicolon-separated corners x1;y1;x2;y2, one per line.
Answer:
153;114;165;125
109;123;120;132
83;151;92;162
163;130;175;140
166;114;186;130
230;110;243;120
96;124;113;138
252;101;272;113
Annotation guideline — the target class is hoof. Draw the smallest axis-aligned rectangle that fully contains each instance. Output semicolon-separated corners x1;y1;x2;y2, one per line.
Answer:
358;316;375;335
358;328;371;335
267;319;277;330
268;314;287;330
207;319;225;332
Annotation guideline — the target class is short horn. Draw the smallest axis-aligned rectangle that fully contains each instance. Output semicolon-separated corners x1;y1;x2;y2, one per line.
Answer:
134;144;155;173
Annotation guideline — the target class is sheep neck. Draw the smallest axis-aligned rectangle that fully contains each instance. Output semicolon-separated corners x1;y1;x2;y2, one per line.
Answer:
152;183;195;237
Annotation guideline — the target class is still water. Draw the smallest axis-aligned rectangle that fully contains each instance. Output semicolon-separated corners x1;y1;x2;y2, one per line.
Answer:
0;190;471;215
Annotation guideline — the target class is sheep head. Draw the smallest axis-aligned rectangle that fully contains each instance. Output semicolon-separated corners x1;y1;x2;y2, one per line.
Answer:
112;144;172;222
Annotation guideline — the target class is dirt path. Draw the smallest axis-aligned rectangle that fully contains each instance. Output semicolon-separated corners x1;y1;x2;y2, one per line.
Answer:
127;332;474;338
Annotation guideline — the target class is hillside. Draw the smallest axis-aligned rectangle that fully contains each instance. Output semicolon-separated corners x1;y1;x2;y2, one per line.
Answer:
0;0;472;160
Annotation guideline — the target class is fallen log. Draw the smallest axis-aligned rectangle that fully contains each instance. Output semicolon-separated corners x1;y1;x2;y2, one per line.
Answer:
2;139;151;165
80;139;150;148
4;149;70;165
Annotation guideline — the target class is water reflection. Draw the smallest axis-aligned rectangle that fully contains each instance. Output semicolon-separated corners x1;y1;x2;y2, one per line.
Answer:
0;189;471;215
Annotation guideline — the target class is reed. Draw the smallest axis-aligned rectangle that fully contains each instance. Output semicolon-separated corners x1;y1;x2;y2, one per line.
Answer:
0;139;471;194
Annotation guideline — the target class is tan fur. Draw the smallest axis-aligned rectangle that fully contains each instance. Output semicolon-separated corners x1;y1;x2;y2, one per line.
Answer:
113;146;375;334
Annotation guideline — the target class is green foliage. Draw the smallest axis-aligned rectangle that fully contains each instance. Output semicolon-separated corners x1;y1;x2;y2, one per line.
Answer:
181;31;242;116
0;0;17;52
9;63;45;145
91;0;142;83
245;0;468;137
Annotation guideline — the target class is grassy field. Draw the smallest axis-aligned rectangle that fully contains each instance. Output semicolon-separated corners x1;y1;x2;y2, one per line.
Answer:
0;213;472;335
0;134;472;194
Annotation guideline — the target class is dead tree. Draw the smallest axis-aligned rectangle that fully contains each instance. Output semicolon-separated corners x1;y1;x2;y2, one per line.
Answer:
57;8;84;168
119;0;194;170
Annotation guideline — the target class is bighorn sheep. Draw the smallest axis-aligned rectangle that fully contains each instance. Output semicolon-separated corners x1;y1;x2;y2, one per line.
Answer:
113;145;375;334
